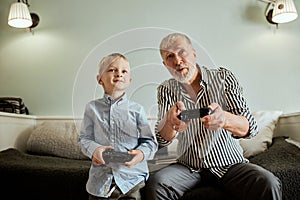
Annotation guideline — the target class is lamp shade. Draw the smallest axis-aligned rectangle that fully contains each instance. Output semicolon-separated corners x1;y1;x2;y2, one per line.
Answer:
8;2;32;28
272;0;298;23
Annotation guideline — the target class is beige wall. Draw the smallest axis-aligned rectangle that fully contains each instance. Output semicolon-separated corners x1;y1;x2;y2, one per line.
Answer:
0;0;300;116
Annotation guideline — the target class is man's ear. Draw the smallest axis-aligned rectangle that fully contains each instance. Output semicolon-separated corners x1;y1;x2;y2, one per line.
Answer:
192;48;197;58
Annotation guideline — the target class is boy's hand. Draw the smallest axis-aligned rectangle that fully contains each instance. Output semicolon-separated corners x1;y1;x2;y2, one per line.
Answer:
124;149;144;168
92;146;114;166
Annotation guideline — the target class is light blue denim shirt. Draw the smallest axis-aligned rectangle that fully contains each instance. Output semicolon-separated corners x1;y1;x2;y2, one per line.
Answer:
79;93;158;198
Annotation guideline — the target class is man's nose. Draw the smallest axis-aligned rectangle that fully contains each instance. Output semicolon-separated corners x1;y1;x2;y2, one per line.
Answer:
174;54;182;66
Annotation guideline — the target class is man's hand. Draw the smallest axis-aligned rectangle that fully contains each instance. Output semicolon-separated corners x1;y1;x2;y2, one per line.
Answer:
201;103;225;130
92;146;114;166
158;101;190;141
124;149;144;168
201;103;249;137
166;101;189;132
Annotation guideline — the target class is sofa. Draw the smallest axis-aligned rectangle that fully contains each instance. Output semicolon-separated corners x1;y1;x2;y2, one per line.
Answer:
0;111;299;200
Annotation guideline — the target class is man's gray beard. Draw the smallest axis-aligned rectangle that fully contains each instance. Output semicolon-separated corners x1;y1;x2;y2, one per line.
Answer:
174;65;197;84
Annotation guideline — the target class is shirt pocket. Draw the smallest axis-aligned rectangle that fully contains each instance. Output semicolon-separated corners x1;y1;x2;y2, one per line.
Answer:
115;119;139;150
120;119;138;136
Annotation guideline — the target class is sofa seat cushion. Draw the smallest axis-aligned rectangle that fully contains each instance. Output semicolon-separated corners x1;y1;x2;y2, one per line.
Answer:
249;137;300;200
0;148;91;200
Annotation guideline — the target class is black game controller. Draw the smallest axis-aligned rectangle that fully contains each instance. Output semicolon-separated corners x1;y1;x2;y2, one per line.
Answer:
102;149;134;163
177;107;212;122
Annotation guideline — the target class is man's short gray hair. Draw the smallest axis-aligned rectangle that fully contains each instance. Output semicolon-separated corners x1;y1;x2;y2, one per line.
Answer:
159;33;192;56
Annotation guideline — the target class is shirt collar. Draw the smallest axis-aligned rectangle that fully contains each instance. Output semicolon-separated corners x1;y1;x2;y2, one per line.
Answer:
103;93;127;105
198;64;208;88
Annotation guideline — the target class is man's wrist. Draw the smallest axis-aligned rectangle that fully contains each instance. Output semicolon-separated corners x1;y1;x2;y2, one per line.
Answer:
159;123;177;141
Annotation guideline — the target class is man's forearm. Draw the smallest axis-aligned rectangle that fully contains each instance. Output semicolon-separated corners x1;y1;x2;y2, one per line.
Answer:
157;116;177;141
223;112;249;138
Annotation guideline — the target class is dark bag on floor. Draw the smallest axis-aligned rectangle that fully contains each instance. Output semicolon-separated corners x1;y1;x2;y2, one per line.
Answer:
0;97;29;115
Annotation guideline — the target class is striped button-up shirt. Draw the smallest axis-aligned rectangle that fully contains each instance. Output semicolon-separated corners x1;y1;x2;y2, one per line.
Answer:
156;65;258;178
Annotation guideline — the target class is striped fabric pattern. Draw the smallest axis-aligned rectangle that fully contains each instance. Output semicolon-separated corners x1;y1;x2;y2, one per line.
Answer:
155;65;258;178
0;96;29;115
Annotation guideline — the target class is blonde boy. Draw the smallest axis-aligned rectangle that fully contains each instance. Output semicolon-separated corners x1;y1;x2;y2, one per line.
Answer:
79;53;157;200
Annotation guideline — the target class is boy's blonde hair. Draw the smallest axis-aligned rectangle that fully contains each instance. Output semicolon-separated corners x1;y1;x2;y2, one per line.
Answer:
98;53;128;78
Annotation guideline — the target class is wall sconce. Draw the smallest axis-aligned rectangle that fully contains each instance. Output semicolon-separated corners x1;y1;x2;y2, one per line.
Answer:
8;0;40;30
261;0;298;26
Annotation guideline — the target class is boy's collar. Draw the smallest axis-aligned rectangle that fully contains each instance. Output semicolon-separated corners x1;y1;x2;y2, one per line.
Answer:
104;93;127;104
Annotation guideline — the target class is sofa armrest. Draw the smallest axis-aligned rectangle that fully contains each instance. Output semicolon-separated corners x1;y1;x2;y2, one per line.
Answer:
274;112;300;142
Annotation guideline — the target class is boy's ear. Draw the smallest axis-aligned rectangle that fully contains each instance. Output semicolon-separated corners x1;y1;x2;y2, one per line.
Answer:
96;75;103;85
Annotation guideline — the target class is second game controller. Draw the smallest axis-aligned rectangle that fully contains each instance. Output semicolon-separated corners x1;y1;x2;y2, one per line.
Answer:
102;149;134;163
177;107;212;122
